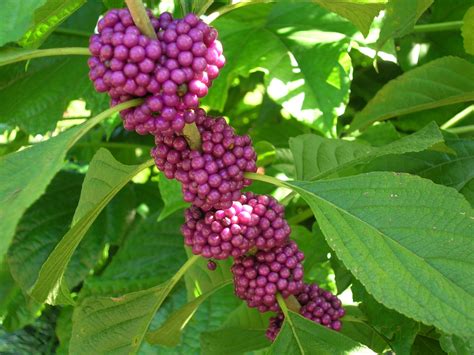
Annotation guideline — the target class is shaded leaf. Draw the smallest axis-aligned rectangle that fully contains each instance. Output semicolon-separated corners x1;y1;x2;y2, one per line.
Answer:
349;57;474;132
157;172;189;222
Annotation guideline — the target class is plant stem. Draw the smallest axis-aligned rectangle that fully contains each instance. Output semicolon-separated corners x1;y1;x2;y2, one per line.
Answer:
447;125;474;135
244;172;287;188
287;208;314;225
413;21;463;33
441;105;474;129
125;0;157;39
54;27;90;38
0;47;90;67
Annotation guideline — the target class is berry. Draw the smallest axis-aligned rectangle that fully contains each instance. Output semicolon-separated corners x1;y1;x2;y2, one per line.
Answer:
181;192;291;260
265;284;345;341
207;260;217;271
231;241;305;313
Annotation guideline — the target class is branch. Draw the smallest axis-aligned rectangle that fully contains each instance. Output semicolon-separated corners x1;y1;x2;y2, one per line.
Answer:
125;0;157;39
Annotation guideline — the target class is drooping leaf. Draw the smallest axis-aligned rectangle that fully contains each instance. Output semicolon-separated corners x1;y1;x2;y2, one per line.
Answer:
377;0;433;48
0;101;137;264
29;149;152;305
19;0;87;48
283;172;474;336
290;122;444;180
462;6;474;55
269;309;373;354
0;0;47;46
146;281;231;346
157;172;189;222
313;0;386;36
205;2;356;134
349;57;474;132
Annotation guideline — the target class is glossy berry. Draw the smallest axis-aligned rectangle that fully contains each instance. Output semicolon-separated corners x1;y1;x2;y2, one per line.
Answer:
231;241;305;313
207;260;217;271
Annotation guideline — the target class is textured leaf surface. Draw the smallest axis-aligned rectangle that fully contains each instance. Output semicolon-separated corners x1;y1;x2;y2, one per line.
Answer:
462;6;474;55
313;0;385;36
0;0;46;46
157;172;189;222
205;2;355;134
284;172;474;336
269;310;373;354
290;122;443;180
29;149;152;304
349;57;474;132
19;0;86;48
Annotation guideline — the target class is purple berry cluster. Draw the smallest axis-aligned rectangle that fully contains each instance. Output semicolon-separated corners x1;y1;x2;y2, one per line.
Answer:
152;113;257;211
265;283;345;341
88;7;344;343
89;9;224;135
231;241;305;313
181;192;291;260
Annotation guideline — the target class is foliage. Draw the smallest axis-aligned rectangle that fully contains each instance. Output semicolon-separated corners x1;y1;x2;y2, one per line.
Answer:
0;0;473;354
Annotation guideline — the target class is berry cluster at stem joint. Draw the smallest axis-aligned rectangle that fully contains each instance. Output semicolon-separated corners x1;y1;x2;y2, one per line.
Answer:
231;240;304;313
265;283;346;341
88;9;224;135
151;112;257;211
181;192;291;260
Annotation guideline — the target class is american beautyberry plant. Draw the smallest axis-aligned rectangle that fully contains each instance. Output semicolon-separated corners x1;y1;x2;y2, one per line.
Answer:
0;0;473;354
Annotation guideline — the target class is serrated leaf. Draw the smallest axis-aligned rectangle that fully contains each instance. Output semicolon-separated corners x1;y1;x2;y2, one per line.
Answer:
29;149;152;305
290;122;444;180
462;6;474;55
313;0;386;36
70;255;198;354
0;0;47;46
0;102;134;264
157;172;189;222
349;57;474;132
269;310;373;354
19;0;87;48
283;172;474;336
377;0;433;48
205;2;356;134
146;281;231;346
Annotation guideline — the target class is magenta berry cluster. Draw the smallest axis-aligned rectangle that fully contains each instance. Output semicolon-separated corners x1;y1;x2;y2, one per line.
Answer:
231;241;305;313
181;192;291;260
266;283;345;341
88;7;344;343
89;9;224;135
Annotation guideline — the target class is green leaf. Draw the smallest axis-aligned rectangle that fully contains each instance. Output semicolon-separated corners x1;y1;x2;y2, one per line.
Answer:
0;101;136;264
461;178;474;207
439;333;474;355
0;0;47;46
205;2;356;134
269;309;373;354
349;57;474;132
290;122;444;180
313;0;386;36
146;281;231;346
377;0;433;48
157;172;189;222
19;0;87;48
283;172;474;336
29;148;152;305
70;255;199;354
462;6;474;55
55;306;73;354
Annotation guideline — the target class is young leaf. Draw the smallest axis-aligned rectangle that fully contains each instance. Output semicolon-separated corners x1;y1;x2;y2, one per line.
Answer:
204;2;356;134
157;172;189;222
19;0;87;48
29;149;153;305
69;255;199;354
313;0;385;36
269;309;373;354
349;57;474;132
462;6;474;55
284;172;474;336
0;0;47;46
377;0;433;48
0;101;137;264
290;122;444;180
145;281;232;346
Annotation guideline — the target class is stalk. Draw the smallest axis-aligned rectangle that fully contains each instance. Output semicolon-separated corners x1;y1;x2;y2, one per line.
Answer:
413;21;463;33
